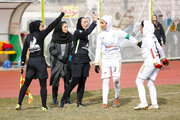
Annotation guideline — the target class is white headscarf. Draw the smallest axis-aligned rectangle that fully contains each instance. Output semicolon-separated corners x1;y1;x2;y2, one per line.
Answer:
143;20;155;35
101;15;113;32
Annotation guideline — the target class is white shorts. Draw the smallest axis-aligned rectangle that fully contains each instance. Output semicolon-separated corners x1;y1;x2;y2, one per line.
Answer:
101;59;121;79
137;63;159;81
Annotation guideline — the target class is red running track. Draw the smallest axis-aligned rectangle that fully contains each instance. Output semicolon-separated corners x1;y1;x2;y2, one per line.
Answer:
0;61;180;98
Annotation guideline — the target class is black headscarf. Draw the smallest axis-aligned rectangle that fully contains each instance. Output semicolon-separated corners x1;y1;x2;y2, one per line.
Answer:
29;20;42;34
51;21;72;44
76;17;85;30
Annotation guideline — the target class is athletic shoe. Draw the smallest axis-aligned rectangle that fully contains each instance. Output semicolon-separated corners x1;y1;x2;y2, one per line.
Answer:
112;98;120;107
100;104;108;109
59;101;65;108
42;106;51;111
134;103;148;110
65;98;72;104
77;102;86;107
15;104;23;111
52;98;57;105
148;104;159;109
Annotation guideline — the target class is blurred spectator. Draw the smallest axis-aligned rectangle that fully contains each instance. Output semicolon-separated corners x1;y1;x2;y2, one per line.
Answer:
113;12;121;28
152;15;166;47
176;18;180;32
166;11;172;27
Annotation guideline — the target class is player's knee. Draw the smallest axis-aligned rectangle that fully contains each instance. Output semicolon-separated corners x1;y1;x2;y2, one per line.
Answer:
136;77;143;85
147;79;154;88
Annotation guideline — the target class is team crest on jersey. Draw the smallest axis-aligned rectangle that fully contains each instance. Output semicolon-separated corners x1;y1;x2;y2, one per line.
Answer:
29;37;41;53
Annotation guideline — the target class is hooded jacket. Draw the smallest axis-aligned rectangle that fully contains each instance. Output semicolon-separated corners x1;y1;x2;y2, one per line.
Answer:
21;13;65;66
72;17;97;63
141;20;164;66
95;15;137;64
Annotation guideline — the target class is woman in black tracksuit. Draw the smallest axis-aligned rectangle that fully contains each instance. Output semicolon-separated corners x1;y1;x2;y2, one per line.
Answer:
16;12;65;111
49;21;73;105
59;15;98;108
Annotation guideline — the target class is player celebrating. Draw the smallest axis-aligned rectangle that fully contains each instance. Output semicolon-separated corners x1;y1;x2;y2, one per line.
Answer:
134;20;169;110
94;15;137;108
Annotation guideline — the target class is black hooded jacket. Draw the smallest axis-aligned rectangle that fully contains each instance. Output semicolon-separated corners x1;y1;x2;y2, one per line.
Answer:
72;17;97;63
21;13;64;66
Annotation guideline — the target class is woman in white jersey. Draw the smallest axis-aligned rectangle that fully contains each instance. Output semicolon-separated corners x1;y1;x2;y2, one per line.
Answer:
95;15;137;108
134;20;169;110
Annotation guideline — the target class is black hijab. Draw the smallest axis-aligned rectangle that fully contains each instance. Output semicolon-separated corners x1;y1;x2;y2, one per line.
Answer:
76;17;85;30
29;20;42;34
51;21;72;44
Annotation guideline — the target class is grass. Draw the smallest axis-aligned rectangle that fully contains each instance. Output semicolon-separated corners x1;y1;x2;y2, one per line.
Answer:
0;84;180;120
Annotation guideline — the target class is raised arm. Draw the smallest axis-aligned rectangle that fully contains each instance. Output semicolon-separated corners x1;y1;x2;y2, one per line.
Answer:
41;12;65;38
74;21;97;39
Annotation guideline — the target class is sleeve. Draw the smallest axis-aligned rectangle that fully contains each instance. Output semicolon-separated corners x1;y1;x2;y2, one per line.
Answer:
95;35;102;65
49;42;64;62
149;40;160;63
160;24;166;44
21;37;29;66
75;21;97;39
41;13;64;38
154;39;166;59
117;29;139;44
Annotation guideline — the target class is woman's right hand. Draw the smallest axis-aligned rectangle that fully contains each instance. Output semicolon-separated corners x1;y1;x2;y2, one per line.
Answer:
93;13;98;22
60;12;65;18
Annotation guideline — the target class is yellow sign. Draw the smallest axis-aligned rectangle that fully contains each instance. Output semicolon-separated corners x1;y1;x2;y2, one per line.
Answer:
61;6;78;18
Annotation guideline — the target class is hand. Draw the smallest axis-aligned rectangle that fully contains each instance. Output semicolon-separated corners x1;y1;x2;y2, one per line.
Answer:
154;62;162;69
95;65;100;73
162;44;166;47
89;62;93;70
92;12;98;22
60;12;65;18
20;66;24;74
162;58;169;66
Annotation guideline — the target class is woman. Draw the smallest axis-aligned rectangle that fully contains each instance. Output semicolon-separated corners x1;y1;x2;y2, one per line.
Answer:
134;20;168;110
59;14;98;108
15;12;65;111
94;15;137;108
49;21;73;105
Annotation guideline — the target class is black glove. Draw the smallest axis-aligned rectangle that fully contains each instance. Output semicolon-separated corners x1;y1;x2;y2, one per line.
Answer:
59;12;65;18
95;65;100;73
137;41;142;48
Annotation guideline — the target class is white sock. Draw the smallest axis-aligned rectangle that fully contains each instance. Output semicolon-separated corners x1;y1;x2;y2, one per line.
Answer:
147;79;158;105
102;78;109;104
136;77;147;105
113;77;120;98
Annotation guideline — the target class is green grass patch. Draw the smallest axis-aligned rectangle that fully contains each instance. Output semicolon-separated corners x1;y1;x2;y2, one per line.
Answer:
0;84;180;120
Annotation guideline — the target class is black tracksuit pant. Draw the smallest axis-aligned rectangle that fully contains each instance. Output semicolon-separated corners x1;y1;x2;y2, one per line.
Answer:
60;77;87;103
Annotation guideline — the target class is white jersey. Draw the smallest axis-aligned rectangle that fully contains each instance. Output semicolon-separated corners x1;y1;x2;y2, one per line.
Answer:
141;21;166;66
95;29;137;64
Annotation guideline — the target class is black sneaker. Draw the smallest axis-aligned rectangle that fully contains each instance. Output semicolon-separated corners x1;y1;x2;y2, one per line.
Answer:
77;102;86;107
52;98;57;105
59;101;65;108
65;98;72;104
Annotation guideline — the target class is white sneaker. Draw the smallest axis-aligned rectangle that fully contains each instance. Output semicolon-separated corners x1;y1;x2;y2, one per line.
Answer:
134;103;148;110
148;104;159;109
